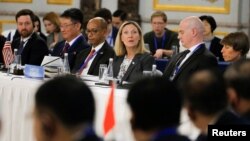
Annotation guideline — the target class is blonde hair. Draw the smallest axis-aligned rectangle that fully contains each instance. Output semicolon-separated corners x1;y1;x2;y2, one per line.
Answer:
43;12;61;33
114;21;149;56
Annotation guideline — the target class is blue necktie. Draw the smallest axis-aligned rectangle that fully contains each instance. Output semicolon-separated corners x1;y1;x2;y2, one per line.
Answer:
170;50;190;80
17;41;25;55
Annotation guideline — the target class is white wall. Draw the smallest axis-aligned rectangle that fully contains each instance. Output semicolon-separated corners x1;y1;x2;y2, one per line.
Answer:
1;0;249;37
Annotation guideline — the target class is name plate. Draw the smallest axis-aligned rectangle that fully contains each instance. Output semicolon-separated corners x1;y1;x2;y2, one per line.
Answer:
24;64;44;79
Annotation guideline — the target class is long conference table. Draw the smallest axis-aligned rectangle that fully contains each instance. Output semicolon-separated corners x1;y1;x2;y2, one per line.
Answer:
0;72;199;141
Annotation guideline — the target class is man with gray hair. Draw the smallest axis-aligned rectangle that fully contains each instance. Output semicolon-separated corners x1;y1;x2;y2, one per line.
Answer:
163;16;218;88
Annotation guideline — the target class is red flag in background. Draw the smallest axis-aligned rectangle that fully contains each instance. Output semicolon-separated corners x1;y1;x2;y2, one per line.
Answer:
2;42;14;67
103;82;115;136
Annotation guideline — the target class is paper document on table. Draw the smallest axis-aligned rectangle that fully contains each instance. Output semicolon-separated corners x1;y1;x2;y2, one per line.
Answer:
41;56;63;67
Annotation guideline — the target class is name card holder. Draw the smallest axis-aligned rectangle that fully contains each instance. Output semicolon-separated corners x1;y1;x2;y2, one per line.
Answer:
23;64;44;79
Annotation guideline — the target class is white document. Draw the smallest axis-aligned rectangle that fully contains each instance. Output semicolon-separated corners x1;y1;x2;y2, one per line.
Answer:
41;56;63;67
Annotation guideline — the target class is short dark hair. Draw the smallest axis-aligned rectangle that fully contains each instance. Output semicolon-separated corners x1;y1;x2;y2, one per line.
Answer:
127;77;182;131
15;9;36;25
220;32;250;57
224;58;250;99
94;8;112;24
35;75;95;128
34;15;42;32
183;69;228;115
61;8;84;29
199;15;217;33
113;9;127;21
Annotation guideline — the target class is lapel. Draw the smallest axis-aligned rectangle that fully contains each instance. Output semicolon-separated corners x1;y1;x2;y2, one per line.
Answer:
21;33;37;54
175;44;205;77
68;35;84;53
121;54;140;82
88;42;107;73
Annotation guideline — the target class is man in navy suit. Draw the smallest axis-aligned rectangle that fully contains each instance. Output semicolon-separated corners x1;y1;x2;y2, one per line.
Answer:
11;9;48;66
163;16;218;88
94;8;118;47
72;17;114;76
52;8;90;69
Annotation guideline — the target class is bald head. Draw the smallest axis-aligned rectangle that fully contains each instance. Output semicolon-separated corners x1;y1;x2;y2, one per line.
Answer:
182;16;204;34
178;16;205;48
88;17;108;30
86;17;108;47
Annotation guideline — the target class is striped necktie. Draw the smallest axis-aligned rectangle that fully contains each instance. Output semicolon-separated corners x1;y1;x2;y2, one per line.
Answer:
78;49;96;74
61;42;70;57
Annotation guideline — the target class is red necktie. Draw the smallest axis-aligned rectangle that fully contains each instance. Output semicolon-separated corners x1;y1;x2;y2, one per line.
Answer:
78;49;96;74
61;42;70;57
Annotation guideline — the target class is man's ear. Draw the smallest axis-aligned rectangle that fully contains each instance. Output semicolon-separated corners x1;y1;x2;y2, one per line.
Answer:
40;113;56;138
227;87;239;109
186;105;197;122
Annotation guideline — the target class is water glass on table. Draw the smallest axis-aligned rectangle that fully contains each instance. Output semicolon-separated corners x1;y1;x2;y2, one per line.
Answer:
99;64;107;82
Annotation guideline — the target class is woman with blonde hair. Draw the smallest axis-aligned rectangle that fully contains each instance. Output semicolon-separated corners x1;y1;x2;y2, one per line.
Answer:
113;21;154;83
43;12;63;51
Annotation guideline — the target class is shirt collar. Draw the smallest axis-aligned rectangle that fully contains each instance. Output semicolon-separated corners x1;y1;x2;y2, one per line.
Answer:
67;34;82;46
92;41;105;53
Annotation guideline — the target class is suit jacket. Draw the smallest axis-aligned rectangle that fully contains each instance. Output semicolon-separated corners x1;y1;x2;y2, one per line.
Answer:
72;41;115;75
113;53;154;83
163;44;218;87
52;35;90;69
144;28;179;55
215;110;249;125
0;35;6;64
75;126;103;141
111;26;118;46
195;111;249;141
11;33;48;66
209;36;224;61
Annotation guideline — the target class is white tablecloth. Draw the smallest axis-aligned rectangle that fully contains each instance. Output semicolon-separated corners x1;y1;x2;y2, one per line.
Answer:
0;72;135;141
0;72;200;141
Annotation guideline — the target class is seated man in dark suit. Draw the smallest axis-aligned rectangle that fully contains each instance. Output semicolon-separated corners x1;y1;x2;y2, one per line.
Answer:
183;69;249;141
0;34;6;65
33;75;102;141
72;17;115;76
11;9;48;66
224;58;250;121
52;8;90;69
163;16;218;88
144;11;179;59
127;77;191;141
94;8;118;47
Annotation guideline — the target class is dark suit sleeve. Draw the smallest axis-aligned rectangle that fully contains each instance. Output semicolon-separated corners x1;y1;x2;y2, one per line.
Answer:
140;53;155;71
28;39;49;65
0;35;6;63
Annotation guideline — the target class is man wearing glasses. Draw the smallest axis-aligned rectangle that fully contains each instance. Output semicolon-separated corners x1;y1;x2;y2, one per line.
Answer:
144;11;179;59
72;17;115;76
52;8;90;70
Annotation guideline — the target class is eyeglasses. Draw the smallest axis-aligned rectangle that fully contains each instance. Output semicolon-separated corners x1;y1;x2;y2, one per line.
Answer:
60;23;76;29
85;29;100;35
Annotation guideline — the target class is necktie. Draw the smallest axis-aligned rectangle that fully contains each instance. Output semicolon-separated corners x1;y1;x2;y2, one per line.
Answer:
78;49;96;74
61;42;70;57
176;50;190;67
170;50;190;80
17;40;25;55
